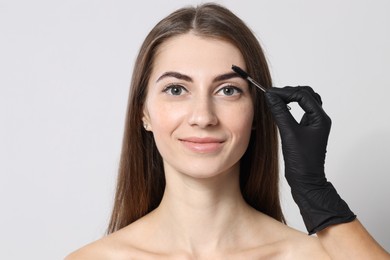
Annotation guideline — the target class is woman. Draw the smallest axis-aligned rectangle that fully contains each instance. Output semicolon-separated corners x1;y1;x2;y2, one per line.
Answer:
67;3;388;259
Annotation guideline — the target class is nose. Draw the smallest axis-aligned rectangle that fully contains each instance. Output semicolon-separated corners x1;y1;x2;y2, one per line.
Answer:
187;97;218;128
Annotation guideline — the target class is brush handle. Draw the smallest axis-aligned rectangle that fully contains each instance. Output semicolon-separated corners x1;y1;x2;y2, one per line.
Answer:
247;77;266;92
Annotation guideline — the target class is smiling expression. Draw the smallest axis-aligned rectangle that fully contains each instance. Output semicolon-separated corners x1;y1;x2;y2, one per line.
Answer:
143;33;254;178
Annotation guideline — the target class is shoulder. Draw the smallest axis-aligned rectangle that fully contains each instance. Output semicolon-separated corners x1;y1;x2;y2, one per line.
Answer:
64;228;149;260
65;237;110;260
65;239;110;260
64;238;154;260
283;234;330;260
64;235;127;260
65;216;160;260
248;212;330;259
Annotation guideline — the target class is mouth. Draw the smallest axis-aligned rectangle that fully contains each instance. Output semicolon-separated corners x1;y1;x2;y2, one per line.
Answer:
179;137;225;153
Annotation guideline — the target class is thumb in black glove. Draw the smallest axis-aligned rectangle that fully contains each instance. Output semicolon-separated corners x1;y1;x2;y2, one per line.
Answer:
265;86;356;234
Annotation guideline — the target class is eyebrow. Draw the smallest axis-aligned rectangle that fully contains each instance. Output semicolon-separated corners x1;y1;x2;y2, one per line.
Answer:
156;71;242;83
156;71;192;83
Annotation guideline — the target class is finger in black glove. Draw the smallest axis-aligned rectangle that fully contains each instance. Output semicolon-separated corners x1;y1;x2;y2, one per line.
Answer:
265;86;356;234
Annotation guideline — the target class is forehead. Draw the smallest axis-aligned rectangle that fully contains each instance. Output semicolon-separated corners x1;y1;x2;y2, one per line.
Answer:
151;33;246;78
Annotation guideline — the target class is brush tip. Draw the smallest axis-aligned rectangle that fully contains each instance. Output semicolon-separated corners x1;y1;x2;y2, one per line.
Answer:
231;65;248;79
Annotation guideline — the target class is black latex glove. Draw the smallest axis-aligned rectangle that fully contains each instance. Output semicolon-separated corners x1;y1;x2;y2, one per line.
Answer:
265;86;356;234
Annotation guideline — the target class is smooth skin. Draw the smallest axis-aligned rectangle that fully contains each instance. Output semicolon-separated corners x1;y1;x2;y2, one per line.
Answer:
66;33;329;259
317;220;390;259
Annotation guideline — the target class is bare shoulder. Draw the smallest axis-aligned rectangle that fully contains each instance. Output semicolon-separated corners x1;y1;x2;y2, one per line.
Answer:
64;234;132;260
284;233;330;259
65;238;112;260
248;212;330;259
64;226;154;260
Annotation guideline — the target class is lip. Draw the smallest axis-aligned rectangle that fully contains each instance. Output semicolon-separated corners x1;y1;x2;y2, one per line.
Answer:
179;137;225;153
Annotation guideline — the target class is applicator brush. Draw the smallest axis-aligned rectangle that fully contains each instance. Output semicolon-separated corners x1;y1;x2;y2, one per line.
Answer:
232;64;291;110
231;65;266;92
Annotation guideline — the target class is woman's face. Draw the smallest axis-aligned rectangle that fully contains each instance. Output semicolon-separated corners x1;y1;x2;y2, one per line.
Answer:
143;33;254;178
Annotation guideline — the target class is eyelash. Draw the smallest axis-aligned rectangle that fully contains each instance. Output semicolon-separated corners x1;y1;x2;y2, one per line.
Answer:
162;84;243;96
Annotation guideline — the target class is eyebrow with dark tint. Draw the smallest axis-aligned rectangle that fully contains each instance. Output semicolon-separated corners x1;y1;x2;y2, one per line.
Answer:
156;71;242;83
156;72;193;83
212;72;242;82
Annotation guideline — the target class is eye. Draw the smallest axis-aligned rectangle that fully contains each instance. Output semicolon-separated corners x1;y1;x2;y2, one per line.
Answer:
163;84;188;96
217;85;243;96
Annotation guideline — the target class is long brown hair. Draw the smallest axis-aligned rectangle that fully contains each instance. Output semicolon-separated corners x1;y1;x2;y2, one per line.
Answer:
108;3;284;234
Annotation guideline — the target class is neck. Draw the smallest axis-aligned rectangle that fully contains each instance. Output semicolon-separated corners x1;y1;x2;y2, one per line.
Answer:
152;163;255;254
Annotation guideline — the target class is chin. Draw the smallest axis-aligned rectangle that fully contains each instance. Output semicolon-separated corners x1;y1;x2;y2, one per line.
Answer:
172;161;240;180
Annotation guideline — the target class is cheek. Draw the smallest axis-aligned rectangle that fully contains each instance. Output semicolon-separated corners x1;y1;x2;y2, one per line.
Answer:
225;102;254;155
146;103;187;162
147;102;185;134
225;101;254;133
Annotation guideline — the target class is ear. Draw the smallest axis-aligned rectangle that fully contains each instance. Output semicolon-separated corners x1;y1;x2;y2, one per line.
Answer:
142;106;152;132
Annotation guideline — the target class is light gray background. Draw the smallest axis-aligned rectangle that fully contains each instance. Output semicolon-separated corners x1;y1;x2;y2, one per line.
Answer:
1;0;389;259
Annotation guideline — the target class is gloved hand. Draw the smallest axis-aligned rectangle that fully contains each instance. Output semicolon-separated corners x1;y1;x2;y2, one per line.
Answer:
265;86;356;234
